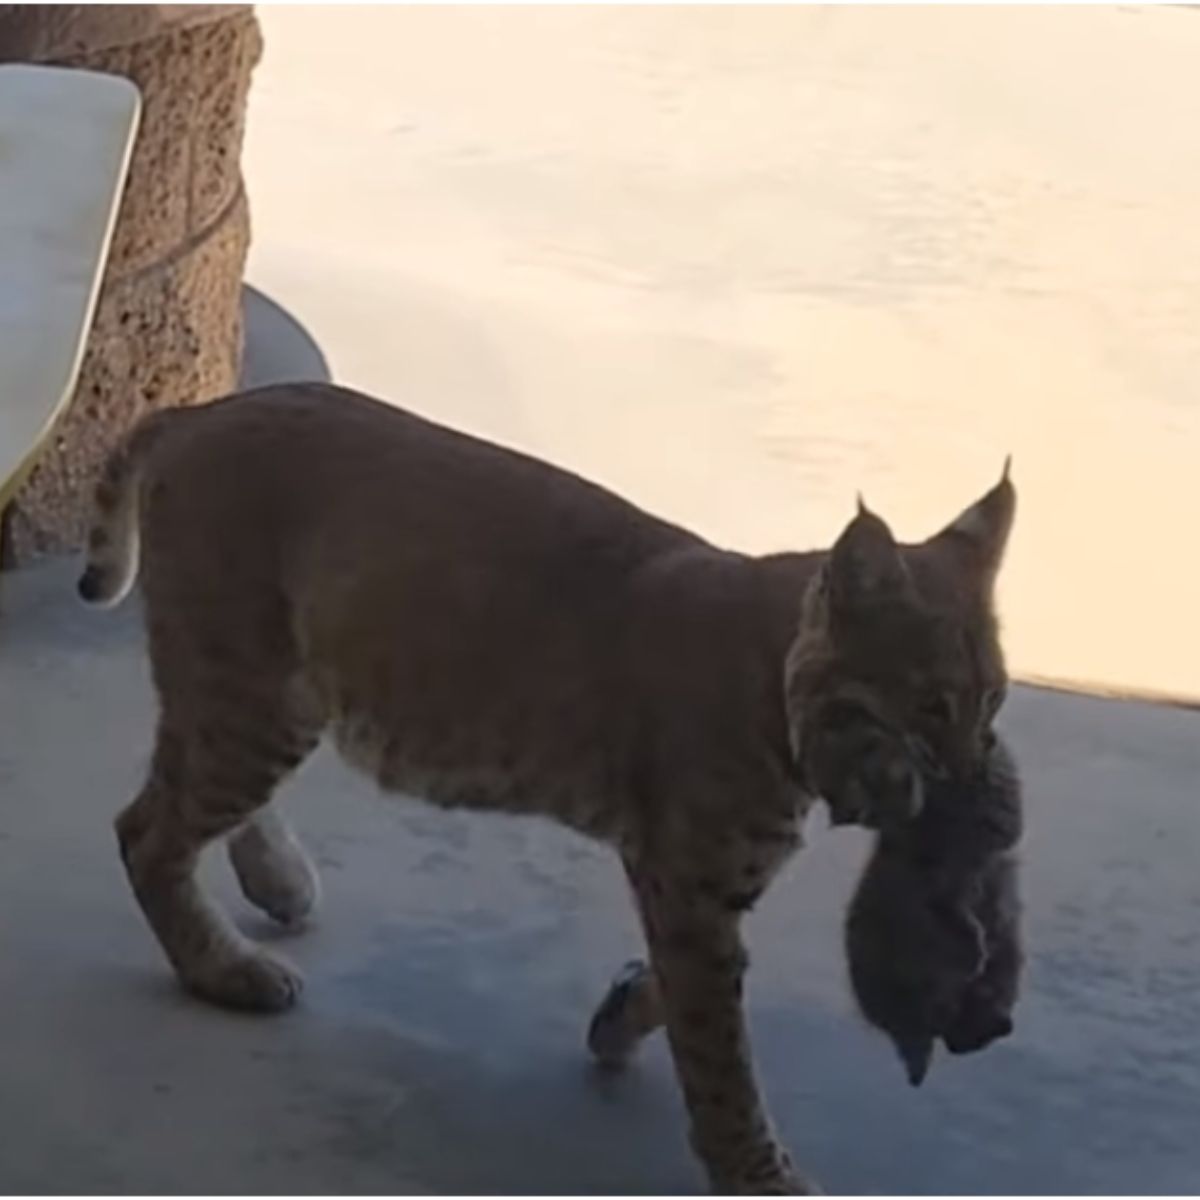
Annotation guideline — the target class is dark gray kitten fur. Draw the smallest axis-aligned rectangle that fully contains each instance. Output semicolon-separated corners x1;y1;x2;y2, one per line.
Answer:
844;734;1024;1085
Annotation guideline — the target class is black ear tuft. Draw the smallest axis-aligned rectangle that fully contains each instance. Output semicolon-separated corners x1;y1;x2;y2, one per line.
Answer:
933;462;1016;580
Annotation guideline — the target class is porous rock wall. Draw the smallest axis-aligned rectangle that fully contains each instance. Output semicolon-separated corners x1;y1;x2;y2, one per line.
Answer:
0;4;261;562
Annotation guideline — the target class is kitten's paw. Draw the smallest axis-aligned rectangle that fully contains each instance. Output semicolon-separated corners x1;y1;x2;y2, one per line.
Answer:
186;949;304;1013
587;959;657;1068
943;1009;1014;1055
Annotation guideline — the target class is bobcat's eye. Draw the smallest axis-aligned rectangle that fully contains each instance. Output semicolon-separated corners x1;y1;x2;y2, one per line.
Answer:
821;697;874;732
919;692;955;727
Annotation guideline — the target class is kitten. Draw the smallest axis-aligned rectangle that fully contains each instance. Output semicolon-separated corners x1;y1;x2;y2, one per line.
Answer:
844;736;1024;1085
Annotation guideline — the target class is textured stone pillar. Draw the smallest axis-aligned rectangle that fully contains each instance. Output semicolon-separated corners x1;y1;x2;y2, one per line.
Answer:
0;5;261;563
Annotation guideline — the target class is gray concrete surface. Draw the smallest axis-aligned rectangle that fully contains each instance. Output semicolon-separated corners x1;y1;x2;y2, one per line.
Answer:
1;559;1198;1194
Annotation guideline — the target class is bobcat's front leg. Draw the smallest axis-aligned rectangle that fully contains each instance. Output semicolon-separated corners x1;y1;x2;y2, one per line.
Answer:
629;867;817;1195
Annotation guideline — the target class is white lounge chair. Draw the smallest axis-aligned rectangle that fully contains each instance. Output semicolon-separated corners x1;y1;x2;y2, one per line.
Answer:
0;64;140;560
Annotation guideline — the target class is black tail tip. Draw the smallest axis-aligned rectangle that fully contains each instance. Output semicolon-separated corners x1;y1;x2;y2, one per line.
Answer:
77;566;104;603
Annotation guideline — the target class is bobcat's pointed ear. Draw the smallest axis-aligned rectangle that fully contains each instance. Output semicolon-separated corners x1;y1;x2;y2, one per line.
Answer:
933;459;1016;582
828;498;911;618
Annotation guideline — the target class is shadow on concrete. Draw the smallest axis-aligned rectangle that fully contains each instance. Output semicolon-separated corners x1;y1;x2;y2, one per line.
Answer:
240;285;333;389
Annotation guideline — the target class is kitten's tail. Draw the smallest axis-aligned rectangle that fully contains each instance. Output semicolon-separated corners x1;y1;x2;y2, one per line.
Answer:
77;409;180;607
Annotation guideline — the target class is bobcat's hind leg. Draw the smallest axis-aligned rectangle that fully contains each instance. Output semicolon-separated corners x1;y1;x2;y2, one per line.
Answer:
228;805;321;927
117;697;320;1013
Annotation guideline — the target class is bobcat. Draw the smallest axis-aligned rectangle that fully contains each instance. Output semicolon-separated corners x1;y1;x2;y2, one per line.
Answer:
80;383;1015;1194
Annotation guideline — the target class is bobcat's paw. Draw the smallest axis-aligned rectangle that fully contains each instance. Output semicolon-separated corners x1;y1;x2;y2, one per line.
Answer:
185;948;303;1013
587;959;657;1068
712;1146;822;1195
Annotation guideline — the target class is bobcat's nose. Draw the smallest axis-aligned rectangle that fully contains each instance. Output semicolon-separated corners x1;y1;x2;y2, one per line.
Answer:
860;747;924;829
948;731;992;784
921;726;986;785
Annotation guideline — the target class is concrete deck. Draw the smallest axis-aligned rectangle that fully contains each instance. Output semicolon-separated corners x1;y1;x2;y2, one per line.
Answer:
1;559;1197;1194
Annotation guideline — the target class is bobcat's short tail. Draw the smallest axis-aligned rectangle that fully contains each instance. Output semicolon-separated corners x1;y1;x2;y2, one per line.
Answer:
77;410;180;607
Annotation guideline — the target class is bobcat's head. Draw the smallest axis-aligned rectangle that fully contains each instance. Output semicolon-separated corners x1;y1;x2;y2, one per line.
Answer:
786;465;1015;828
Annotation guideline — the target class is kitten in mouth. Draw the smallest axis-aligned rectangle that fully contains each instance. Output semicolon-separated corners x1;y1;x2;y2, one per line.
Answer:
844;734;1024;1086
